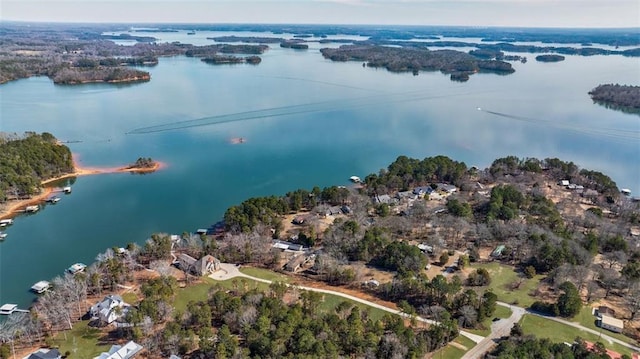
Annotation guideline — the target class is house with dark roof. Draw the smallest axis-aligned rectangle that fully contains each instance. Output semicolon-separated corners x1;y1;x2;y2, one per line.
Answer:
177;254;220;276
25;349;62;359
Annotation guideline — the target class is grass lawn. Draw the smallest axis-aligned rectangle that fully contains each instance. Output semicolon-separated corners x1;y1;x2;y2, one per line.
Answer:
574;306;637;345
240;266;290;282
174;277;270;312
466;303;513;336
51;320;110;358
317;291;388;322
433;335;476;359
519;314;633;357
121;292;138;305
471;262;543;307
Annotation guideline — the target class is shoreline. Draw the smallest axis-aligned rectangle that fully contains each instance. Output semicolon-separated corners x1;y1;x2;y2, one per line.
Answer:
0;156;166;220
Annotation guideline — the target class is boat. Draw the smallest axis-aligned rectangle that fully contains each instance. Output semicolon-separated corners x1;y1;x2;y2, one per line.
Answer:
0;232;7;240
187;30;196;35
31;281;51;294
67;263;87;274
63;186;72;194
0;304;17;315
349;176;361;183
0;219;13;226
25;205;39;213
46;196;61;204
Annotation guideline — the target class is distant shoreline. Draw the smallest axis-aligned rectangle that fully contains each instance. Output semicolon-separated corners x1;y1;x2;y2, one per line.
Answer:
0;155;166;220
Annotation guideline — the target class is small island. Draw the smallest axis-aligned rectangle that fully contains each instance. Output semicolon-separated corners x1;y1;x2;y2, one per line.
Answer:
123;157;160;173
535;54;566;62
589;84;640;114
280;41;309;50
201;55;262;65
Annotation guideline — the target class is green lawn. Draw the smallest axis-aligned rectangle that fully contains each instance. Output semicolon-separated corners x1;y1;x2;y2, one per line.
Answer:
433;335;476;359
574;306;637;345
121;292;138;305
466;303;513;336
174;277;270;312
317;291;389;322
50;320;110;358
240;266;290;282
519;314;633;357
470;262;543;307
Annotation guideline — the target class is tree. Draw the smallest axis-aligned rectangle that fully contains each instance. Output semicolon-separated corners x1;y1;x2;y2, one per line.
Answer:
557;281;582;318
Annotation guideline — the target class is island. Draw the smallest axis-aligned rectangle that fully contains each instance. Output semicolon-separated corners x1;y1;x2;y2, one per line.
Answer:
280;40;309;50
589;84;640;114
535;54;566;62
123;157;161;173
320;45;514;80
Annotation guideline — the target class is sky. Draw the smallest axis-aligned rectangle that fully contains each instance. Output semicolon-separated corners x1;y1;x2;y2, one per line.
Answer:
1;0;639;28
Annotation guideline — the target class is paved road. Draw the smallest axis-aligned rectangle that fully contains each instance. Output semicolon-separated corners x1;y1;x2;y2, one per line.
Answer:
210;263;485;343
461;303;526;359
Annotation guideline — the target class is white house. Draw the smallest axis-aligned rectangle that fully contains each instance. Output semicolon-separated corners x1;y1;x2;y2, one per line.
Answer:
89;295;130;325
94;341;143;359
599;314;624;333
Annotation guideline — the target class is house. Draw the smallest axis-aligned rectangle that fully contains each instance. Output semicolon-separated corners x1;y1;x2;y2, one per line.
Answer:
292;216;306;225
177;254;220;276
25;348;62;359
195;255;221;275
598;314;624;333
90;295;130;325
559;180;570;186
374;194;393;204
340;205;352;214
583;189;599;198
436;183;457;194
397;191;417;201
94;341;143;359
284;254;308;272
417;244;434;254
412;186;433;198
596;306;616;317
326;206;343;216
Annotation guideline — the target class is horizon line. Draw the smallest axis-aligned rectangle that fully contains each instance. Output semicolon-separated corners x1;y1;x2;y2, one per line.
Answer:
1;19;639;30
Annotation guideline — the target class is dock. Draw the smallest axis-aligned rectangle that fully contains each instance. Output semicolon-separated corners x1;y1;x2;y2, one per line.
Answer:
0;219;13;227
0;304;29;315
31;280;51;294
25;205;39;213
46;196;61;204
0;232;7;240
67;262;87;274
63;186;72;194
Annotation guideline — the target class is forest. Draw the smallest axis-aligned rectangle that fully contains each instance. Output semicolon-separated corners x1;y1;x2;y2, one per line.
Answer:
320;45;514;79
0;132;73;201
589;84;640;113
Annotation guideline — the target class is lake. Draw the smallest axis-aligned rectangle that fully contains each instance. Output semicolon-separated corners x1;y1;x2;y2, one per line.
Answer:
1;32;639;308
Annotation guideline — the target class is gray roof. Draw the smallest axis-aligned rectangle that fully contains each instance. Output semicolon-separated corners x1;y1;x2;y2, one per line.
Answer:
27;349;62;359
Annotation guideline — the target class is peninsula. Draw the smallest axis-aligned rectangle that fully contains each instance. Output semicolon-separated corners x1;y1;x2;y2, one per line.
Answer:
0;133;164;219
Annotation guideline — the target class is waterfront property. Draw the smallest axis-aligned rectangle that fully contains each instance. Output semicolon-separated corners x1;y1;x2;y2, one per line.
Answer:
176;254;221;276
30;280;50;294
89;294;130;325
67;262;87;274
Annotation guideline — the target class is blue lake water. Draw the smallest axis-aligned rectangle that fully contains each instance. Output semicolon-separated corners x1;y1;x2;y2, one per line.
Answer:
1;36;639;308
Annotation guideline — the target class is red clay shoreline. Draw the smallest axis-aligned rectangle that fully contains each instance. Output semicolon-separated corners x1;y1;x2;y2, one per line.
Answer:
0;155;167;220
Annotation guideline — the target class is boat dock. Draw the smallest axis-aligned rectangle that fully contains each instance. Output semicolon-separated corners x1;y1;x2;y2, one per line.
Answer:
63;186;72;194
25;205;39;213
67;262;87;274
0;304;29;315
0;232;7;240
31;280;51;294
